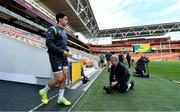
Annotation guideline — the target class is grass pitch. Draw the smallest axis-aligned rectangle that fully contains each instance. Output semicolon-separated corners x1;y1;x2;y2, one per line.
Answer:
72;61;180;111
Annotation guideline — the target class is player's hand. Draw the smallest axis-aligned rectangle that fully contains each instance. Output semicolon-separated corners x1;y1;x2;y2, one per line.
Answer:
63;51;72;57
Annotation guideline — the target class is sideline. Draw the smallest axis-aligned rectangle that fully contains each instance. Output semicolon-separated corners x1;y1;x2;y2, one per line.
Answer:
29;94;58;112
172;80;180;84
67;68;105;112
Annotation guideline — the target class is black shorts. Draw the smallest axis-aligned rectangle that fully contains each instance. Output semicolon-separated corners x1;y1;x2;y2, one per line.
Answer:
49;55;68;72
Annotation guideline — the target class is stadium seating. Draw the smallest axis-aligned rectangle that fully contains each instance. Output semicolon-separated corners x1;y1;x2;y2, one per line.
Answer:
79;58;94;67
131;52;179;61
0;24;46;49
90;36;180;61
0;24;97;67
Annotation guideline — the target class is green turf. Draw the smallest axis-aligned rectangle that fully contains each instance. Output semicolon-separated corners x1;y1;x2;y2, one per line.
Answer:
72;68;180;111
148;61;180;81
129;61;180;81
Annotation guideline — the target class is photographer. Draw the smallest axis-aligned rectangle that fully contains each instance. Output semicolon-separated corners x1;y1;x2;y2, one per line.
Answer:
126;53;131;68
103;55;134;94
133;56;149;78
119;52;124;63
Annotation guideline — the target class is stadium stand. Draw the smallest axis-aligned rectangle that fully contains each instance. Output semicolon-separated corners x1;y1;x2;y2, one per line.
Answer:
0;23;96;68
0;0;180;111
90;37;180;61
0;24;46;49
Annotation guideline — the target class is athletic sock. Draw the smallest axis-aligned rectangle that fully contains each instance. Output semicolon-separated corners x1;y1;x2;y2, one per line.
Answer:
58;89;64;99
42;85;50;93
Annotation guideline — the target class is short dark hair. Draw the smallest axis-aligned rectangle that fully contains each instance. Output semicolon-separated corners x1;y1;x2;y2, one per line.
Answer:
56;12;66;22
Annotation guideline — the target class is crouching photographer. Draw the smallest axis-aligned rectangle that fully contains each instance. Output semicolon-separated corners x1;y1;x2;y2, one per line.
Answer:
103;55;134;94
133;56;150;78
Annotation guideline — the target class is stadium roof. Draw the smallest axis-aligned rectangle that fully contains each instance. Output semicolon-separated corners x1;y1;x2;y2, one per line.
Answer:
36;0;99;38
35;0;180;39
97;22;180;39
2;0;179;40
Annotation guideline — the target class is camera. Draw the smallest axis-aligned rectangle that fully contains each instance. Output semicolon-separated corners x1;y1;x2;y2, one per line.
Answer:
141;56;149;63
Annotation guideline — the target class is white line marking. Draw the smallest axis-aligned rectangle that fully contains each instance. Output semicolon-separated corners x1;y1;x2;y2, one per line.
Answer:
30;68;104;112
68;68;104;112
29;94;58;112
83;69;103;91
172;80;180;84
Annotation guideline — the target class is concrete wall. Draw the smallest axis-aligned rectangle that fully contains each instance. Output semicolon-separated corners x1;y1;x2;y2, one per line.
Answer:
0;35;52;84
